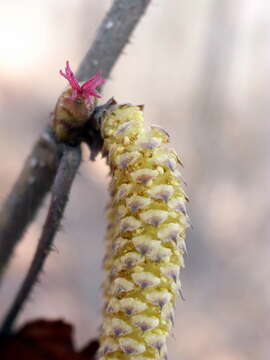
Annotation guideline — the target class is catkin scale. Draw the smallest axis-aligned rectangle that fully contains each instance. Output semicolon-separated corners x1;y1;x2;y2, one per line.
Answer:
99;104;189;360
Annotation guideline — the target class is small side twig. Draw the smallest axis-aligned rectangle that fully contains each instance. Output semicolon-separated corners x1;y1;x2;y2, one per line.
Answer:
0;128;62;280
0;0;151;279
0;145;81;335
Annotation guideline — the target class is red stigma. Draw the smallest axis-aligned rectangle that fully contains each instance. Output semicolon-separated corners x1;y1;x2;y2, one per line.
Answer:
60;61;105;104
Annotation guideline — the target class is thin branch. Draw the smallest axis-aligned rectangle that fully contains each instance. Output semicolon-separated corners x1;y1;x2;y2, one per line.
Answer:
0;128;62;279
0;0;151;278
0;145;81;335
76;0;151;82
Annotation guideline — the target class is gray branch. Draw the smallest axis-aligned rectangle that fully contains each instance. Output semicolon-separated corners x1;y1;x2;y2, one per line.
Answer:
0;0;151;280
0;128;62;279
76;0;151;81
0;146;81;335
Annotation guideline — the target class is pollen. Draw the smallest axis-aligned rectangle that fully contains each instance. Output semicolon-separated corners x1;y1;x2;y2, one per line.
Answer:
112;277;134;294
148;185;174;203
115;204;127;219
144;333;167;352
132;235;159;256
110;318;133;336
168;197;187;213
157;223;181;243
135;135;162;149
131;315;159;332
146;246;172;263
119;337;146;355
99;338;119;355
160;264;180;283
115;183;133;201
139;210;168;226
118;298;148;315
130;169;159;186
129;357;155;360
120;252;143;268
106;298;120;313
126;195;151;212
111;237;128;255
131;272;161;288
115;151;141;169
119;216;141;232
145;291;172;308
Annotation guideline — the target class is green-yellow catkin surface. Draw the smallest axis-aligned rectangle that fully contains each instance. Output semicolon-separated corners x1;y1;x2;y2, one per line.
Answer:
99;105;189;360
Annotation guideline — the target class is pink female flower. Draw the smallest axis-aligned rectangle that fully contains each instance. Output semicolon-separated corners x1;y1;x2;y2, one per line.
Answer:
60;61;105;104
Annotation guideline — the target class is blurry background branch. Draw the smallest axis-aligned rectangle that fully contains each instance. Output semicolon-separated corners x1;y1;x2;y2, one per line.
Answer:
0;0;151;281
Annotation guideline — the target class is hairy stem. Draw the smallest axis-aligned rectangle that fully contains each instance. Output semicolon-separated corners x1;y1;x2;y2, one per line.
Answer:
0;146;81;335
0;0;151;279
76;0;151;82
0;128;62;280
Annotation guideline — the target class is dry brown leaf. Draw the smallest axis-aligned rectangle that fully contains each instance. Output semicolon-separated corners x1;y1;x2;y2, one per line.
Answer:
0;319;99;360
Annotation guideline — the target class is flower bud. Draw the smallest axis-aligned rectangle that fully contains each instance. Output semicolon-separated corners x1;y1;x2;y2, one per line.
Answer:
53;61;105;144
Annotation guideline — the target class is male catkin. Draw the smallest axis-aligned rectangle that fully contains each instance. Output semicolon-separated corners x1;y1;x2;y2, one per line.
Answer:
99;104;189;360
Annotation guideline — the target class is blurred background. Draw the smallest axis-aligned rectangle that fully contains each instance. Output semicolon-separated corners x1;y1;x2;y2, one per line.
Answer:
0;1;270;359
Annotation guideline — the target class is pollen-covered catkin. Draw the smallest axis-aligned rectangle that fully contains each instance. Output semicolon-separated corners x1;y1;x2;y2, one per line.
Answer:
99;104;189;360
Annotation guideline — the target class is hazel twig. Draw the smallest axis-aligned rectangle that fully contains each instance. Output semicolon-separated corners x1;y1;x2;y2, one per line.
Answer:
0;145;81;335
76;0;151;82
0;128;62;280
0;0;151;279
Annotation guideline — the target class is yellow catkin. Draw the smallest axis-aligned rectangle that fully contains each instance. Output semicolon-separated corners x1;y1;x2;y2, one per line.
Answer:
98;104;189;360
